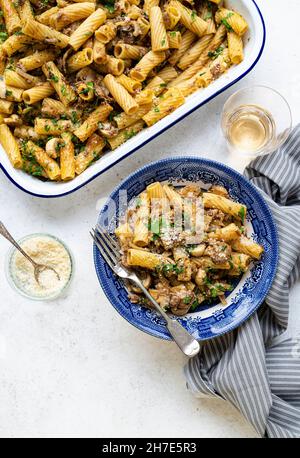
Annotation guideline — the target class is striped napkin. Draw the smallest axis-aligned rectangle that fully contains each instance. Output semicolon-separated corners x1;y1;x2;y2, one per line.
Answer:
184;125;300;438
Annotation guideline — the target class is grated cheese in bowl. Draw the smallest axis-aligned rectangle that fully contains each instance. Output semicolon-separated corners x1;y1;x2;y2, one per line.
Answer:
6;234;74;301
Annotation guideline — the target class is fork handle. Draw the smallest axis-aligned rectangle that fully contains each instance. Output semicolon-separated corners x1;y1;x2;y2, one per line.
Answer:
134;280;200;358
0;221;38;268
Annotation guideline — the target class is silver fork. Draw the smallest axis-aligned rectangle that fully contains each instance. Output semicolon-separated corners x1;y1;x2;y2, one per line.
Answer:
0;221;60;285
91;227;200;358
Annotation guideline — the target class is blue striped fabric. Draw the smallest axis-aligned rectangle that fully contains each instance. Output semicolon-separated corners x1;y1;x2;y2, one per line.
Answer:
184;125;300;438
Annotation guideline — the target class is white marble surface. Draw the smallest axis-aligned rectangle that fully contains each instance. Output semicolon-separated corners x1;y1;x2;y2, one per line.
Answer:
0;0;300;439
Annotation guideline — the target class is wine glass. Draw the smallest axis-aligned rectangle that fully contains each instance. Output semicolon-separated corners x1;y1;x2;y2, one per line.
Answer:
221;85;292;158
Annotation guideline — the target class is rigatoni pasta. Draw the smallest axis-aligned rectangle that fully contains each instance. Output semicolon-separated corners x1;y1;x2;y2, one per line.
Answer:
104;74;138;115
24;141;61;180
18;50;57;72
60;132;76;181
116;182;263;316
49;2;96;30
215;7;248;36
69;8;106;50
0;0;21;34
22;83;55;105
0;0;248;182
42;61;77;106
171;1;207;37
227;31;244;64
149;6;169;52
23;19;69;48
0;123;22;168
75;133;105;175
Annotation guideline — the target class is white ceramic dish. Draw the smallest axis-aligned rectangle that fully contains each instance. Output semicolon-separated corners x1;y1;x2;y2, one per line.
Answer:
0;0;265;198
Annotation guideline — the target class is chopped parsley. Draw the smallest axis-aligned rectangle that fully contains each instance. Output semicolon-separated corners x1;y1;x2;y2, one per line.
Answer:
80;82;94;95
49;73;59;83
221;12;234;31
186;244;197;254
204;276;212;286
70;111;78;124
5;89;12;97
183;296;192;305
0;32;8;42
189;298;199;312
204;12;213;20
208;46;224;60
208;283;229;299
154;107;160;113
61;84;66;96
104;0;115;14
238;206;245;223
151;233;160;242
191;10;197;22
159;263;184;276
108;110;118;122
56;141;65;153
23;161;44;177
161;37;166;47
124;129;137;140
169;31;177;38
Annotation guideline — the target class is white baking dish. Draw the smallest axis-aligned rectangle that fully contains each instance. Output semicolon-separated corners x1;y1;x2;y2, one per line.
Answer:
0;0;265;198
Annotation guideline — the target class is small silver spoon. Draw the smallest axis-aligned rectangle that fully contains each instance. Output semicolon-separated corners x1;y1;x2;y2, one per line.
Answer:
0;221;60;285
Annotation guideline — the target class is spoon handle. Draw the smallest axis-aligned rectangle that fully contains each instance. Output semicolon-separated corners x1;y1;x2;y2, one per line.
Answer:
0;221;38;268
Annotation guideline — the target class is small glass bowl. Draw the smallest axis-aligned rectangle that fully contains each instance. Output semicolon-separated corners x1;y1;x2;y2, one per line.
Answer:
5;233;74;301
221;85;292;157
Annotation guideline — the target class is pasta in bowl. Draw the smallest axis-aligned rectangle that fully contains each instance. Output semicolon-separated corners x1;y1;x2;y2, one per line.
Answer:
116;182;264;316
0;0;249;184
94;158;278;341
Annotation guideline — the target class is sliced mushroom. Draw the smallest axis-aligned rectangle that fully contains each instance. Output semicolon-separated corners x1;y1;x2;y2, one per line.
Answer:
189;244;206;257
173;246;188;262
4;114;22;127
98;121;119;138
195;268;207;287
130;273;151;293
15;67;38;84
45;137;62;159
75;67;96;83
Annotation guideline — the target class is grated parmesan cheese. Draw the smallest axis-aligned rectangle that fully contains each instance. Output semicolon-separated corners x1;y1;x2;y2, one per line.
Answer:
10;235;72;299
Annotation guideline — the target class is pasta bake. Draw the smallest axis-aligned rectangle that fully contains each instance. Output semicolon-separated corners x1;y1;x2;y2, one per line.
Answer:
0;1;248;181
115;181;263;316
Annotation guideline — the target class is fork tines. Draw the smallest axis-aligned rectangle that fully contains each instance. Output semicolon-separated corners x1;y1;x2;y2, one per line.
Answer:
90;227;120;271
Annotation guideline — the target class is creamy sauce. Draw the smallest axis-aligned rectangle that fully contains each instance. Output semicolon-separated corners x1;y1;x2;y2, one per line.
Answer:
10;235;72;299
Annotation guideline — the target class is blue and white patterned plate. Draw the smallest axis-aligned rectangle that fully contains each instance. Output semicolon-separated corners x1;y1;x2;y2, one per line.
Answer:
93;158;279;341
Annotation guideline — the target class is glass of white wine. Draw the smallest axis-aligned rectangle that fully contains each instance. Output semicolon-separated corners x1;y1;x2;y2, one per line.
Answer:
221;86;292;157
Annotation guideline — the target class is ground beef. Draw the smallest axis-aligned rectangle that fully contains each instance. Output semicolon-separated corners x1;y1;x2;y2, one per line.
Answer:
204;240;232;264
